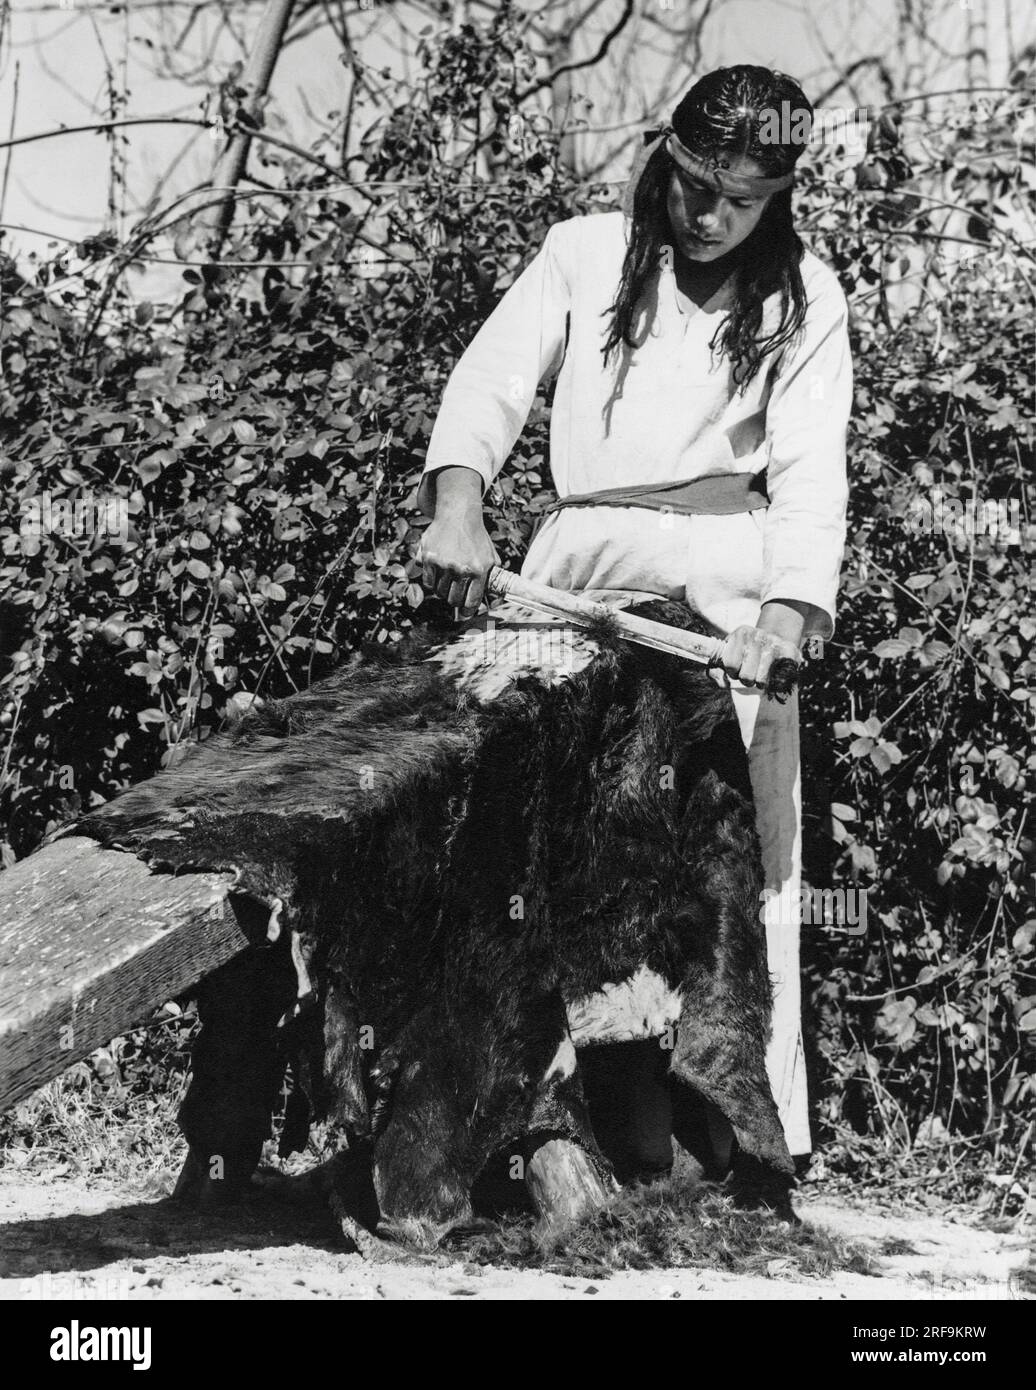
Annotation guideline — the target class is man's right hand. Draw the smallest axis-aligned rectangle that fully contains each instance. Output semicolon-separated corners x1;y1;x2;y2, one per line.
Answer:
418;467;500;617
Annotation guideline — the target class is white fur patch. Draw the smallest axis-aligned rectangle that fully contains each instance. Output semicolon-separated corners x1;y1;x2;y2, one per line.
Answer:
427;612;599;702
566;964;684;1046
542;1035;578;1083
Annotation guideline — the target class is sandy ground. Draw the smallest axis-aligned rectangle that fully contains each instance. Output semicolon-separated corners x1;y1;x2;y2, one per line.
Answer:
0;1172;1030;1301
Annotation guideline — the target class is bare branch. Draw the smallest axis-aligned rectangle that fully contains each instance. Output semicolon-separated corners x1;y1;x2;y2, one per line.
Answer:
0;115;216;153
0;58;18;223
519;0;635;100
203;0;298;249
813;55;898;108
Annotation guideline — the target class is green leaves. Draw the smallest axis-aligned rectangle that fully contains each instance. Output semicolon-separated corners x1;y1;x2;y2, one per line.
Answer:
1011;922;1036;956
833;717;904;775
798;77;1033;1171
877;996;918;1049
873;625;952;666
1016;999;1036;1036
136;450;176;484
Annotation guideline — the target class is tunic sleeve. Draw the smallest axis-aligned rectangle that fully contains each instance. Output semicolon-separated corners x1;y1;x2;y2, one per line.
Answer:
761;268;853;639
417;221;574;516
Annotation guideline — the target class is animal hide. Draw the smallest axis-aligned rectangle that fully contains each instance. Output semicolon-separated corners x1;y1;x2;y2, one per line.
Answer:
75;599;793;1228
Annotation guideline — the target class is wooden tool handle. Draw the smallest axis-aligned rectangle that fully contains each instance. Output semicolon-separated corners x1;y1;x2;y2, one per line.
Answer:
485;566;725;668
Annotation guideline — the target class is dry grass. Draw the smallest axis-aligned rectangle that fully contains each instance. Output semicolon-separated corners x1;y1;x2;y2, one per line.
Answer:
0;1071;187;1184
805;1123;1034;1220
458;1171;875;1281
0;1015;196;1184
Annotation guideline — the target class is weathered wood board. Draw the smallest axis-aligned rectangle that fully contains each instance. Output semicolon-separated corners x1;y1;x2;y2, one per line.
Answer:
0;613;602;1119
0;836;241;1111
0;605;692;1121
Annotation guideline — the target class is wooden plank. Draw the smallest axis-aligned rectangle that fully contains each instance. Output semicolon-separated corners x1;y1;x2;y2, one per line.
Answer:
0;611;690;1125
0;836;241;1112
0;617;603;1119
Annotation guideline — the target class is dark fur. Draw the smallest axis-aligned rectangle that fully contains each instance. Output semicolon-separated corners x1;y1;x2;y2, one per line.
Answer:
76;601;793;1232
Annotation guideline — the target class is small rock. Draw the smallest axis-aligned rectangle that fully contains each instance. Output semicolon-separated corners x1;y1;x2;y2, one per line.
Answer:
584;1285;599;1296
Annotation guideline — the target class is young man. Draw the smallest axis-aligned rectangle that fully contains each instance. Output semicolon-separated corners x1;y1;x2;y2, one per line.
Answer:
419;65;852;1175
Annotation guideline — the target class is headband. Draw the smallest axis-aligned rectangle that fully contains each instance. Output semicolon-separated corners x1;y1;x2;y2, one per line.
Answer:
665;130;796;196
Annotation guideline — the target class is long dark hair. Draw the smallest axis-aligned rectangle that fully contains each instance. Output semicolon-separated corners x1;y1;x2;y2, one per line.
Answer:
603;66;814;388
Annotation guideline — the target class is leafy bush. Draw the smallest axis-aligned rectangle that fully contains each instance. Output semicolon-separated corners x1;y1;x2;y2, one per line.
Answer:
793;98;1035;1191
1;12;1032;1187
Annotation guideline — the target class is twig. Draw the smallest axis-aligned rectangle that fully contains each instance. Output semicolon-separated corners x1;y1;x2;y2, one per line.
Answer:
0;694;24;793
519;0;635;99
252;518;365;701
997;1120;1033;1220
239;569;300;693
167;578;218;754
0;58;19;224
0;115;217;152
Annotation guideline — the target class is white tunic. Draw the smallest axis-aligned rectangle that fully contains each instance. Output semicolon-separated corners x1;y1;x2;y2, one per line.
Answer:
420;210;854;1157
420;208;852;641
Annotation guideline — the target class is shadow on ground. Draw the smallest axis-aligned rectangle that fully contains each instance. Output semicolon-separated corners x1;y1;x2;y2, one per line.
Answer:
0;1182;342;1281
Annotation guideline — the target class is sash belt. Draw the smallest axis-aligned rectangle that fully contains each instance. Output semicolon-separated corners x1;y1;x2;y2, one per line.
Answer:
542;469;769;517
